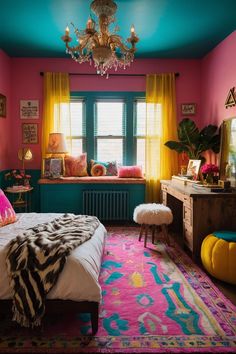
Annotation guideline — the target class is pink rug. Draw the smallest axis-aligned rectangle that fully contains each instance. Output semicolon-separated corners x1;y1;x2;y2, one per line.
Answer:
0;226;236;353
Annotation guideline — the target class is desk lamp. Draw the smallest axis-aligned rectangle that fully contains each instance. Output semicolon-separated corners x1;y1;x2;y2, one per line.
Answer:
18;147;33;170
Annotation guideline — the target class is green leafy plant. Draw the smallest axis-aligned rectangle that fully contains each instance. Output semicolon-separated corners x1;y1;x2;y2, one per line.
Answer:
165;118;221;161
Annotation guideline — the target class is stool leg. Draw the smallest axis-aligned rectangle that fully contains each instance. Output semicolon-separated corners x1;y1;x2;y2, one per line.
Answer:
139;224;145;241
144;225;149;247
161;224;170;246
151;225;155;244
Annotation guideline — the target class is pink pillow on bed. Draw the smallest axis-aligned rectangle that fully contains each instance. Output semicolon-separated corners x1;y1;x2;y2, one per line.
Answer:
118;165;143;178
0;189;16;227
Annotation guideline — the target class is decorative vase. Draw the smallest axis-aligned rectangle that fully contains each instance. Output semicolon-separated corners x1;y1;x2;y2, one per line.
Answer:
206;173;214;184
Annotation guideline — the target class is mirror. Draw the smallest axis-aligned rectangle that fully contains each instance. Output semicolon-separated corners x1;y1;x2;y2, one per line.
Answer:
219;117;236;186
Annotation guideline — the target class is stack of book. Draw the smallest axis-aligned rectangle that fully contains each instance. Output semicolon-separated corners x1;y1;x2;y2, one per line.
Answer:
192;183;228;192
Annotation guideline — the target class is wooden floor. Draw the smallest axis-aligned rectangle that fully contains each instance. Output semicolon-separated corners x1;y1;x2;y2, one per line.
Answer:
210;277;236;306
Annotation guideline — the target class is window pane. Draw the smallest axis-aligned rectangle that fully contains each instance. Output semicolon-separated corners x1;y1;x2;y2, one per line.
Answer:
97;139;123;163
136;101;146;136
70;101;83;134
96;102;124;136
57;100;84;156
66;138;83;156
137;138;146;173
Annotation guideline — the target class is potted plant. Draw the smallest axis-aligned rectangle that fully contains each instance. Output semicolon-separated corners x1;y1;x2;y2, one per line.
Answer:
164;118;221;162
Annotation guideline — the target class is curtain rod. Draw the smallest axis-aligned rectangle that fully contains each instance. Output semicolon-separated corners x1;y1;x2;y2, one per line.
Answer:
40;72;179;77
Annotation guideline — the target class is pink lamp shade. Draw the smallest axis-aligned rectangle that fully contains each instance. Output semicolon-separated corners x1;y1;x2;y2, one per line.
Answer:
46;133;68;154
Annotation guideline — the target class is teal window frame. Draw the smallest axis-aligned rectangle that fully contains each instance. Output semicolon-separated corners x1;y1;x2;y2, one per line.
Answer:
71;91;145;165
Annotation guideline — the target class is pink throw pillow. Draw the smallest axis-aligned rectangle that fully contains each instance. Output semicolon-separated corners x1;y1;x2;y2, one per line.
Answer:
64;153;88;177
118;165;143;178
0;189;16;227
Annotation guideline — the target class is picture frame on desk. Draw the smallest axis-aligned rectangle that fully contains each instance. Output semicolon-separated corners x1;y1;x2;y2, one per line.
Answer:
186;159;201;180
42;157;64;179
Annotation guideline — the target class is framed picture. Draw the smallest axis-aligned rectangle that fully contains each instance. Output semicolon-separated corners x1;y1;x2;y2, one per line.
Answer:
0;94;6;118
181;103;196;115
22;123;38;144
20;100;39;119
42;158;64;178
187;159;201;180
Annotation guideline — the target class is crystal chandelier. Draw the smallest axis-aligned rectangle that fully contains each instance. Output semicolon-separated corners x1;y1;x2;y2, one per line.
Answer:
61;0;139;77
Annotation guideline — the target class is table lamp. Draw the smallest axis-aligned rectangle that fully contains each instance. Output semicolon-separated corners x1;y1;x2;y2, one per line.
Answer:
46;133;68;156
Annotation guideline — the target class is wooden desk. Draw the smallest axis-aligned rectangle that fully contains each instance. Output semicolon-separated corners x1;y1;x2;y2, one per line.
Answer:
161;179;236;259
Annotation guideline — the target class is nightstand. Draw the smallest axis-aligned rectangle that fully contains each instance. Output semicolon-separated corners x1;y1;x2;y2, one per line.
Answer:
5;186;33;212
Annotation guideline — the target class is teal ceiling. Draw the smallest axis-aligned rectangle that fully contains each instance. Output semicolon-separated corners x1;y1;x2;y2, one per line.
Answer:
0;0;236;59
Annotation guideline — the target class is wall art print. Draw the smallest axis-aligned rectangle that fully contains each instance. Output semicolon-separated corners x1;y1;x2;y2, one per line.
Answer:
0;94;6;118
20;100;39;119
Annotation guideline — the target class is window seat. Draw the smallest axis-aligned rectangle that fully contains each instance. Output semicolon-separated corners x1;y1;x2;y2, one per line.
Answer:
38;177;146;185
38;177;146;219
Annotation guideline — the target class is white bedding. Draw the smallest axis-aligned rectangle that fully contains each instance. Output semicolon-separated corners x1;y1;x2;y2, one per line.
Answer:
0;213;106;302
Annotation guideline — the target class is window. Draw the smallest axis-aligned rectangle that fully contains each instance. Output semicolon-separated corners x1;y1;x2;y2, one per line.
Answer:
57;92;146;168
57;99;85;156
95;101;125;163
135;100;146;172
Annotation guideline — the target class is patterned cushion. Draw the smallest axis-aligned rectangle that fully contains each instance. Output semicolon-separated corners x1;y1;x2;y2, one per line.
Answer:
91;163;107;176
90;160;118;176
0;189;16;227
118;165;143;178
64;153;88;177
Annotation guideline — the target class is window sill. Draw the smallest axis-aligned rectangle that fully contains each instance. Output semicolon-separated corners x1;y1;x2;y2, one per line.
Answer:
38;176;146;185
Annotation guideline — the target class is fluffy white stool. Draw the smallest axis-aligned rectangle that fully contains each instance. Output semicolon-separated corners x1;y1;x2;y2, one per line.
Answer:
133;203;173;247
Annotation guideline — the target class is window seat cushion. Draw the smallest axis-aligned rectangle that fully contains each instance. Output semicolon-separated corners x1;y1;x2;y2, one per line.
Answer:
38;176;146;184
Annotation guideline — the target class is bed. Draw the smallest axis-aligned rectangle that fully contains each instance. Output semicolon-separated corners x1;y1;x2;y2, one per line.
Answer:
0;212;107;334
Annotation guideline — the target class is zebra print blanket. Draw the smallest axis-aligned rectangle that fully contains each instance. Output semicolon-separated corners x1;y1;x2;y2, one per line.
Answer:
5;213;100;328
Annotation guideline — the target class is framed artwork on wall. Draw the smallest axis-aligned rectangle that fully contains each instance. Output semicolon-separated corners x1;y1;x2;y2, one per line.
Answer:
0;94;6;118
20;100;39;119
22;123;38;144
181;103;196;115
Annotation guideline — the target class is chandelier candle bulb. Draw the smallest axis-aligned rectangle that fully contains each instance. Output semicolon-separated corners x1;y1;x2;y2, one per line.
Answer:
65;26;70;35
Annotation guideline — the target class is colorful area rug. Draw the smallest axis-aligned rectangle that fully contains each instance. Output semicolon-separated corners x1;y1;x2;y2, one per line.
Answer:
0;226;236;353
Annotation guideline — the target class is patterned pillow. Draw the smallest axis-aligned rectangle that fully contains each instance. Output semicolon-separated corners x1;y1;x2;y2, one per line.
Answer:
64;153;88;177
0;189;16;227
118;165;143;178
90;160;118;176
91;164;107;176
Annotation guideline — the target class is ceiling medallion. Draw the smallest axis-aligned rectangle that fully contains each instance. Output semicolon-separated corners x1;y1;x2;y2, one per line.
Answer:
61;0;139;78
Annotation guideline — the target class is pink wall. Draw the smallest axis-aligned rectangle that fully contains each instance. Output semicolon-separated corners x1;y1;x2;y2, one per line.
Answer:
0;50;11;171
8;57;201;169
201;30;236;127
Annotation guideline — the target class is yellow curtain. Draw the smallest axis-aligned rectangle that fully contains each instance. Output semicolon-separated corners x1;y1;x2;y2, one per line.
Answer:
41;72;70;159
145;73;178;202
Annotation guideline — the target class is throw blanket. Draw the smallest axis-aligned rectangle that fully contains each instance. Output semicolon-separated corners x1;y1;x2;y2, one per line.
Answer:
5;213;100;327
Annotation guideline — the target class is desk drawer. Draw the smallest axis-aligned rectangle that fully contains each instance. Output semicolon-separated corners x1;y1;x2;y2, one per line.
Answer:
161;184;168;192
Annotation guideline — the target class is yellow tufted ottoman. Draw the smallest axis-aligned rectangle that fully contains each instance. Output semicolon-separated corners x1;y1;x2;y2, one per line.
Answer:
201;231;236;285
